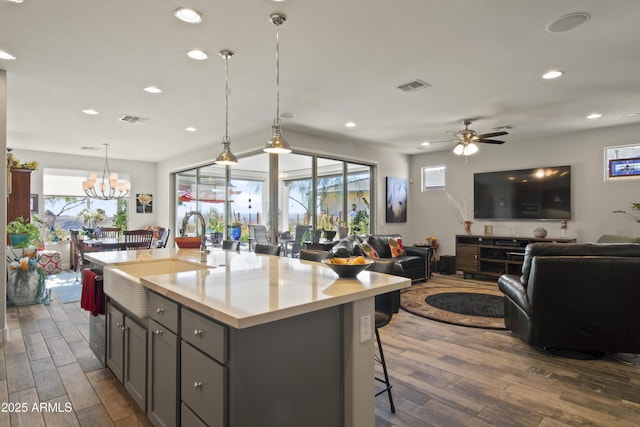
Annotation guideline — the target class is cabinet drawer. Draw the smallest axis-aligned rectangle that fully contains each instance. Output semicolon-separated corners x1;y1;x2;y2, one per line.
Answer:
149;292;178;333
181;307;227;363
181;342;226;427
181;402;208;427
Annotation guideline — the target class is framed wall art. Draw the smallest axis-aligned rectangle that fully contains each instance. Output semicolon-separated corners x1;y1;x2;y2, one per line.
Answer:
385;177;407;223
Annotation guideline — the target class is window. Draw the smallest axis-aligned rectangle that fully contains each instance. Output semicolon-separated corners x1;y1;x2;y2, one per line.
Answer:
421;165;446;191
42;168;127;234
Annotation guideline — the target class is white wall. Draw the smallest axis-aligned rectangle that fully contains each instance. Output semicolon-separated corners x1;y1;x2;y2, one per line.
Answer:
10;149;158;230
409;122;640;256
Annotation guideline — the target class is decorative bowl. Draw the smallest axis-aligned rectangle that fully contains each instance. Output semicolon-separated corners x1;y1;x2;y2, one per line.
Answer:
175;236;202;248
321;257;374;278
533;227;548;238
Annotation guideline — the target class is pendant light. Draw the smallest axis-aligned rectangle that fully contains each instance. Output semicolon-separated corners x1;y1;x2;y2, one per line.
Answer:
215;50;239;165
264;13;292;154
82;143;131;200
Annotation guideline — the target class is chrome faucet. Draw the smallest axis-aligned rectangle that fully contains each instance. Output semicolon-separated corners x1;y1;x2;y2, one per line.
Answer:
180;210;210;261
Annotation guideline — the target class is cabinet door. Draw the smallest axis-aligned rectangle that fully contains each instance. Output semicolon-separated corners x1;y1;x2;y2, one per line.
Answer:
124;317;147;412
456;244;479;273
148;319;178;427
106;303;125;383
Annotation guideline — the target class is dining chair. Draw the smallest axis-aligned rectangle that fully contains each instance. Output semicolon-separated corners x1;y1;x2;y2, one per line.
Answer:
157;228;170;248
288;224;312;258
71;233;91;281
98;227;121;239
124;230;154;250
254;243;281;256
299;249;330;262
250;224;270;246
221;240;240;251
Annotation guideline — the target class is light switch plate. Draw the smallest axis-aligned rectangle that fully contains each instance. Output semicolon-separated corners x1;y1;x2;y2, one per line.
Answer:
360;314;371;343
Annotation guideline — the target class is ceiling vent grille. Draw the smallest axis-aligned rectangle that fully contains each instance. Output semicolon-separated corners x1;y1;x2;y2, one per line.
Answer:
119;114;149;124
397;79;431;92
492;125;513;130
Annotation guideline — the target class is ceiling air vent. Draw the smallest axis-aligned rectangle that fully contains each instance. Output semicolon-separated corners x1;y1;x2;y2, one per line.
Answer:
118;114;149;124
492;125;513;131
397;79;431;93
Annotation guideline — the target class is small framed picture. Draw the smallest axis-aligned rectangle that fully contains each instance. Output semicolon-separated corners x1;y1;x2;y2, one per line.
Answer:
30;194;38;214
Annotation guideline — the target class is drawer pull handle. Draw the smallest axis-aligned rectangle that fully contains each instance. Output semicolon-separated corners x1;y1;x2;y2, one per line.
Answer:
194;329;203;336
156;308;165;314
194;381;203;389
154;330;163;335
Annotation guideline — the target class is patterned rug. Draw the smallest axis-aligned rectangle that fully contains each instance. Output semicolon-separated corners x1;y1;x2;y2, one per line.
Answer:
400;285;507;329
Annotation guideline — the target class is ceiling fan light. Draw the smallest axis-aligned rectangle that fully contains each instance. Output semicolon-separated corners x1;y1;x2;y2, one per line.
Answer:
453;143;465;155
466;143;479;155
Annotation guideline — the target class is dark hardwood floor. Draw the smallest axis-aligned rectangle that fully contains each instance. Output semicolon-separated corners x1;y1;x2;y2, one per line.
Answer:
1;272;638;426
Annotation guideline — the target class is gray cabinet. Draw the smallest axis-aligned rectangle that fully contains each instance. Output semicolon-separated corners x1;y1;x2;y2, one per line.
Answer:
148;318;178;427
106;302;147;412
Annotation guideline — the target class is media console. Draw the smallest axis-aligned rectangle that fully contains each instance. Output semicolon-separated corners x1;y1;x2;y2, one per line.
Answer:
455;234;576;279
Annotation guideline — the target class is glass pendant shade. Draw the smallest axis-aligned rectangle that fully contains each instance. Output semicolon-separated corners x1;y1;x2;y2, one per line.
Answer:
453;142;479;156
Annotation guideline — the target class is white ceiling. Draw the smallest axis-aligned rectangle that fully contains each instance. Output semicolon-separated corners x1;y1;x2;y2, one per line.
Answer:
2;0;640;163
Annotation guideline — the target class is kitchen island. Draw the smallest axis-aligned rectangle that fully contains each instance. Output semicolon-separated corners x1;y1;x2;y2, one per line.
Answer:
85;248;410;427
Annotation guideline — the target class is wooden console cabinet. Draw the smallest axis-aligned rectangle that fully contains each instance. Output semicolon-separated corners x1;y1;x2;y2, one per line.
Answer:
456;234;576;278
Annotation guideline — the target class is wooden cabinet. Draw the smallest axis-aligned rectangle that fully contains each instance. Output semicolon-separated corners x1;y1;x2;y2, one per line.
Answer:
148;291;180;427
456;234;576;278
7;168;33;224
106;302;147;412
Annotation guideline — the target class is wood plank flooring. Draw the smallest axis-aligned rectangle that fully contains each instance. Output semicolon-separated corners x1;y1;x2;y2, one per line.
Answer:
2;272;638;426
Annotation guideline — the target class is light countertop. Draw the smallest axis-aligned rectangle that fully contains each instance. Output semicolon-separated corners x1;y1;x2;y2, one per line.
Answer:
86;248;411;328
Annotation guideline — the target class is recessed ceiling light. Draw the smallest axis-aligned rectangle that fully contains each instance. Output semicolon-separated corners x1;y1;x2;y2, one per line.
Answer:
623;113;640;119
546;13;590;33
174;7;202;24
185;126;197;132
542;70;563;79
587;113;603;119
0;50;16;60
143;86;163;94
82;109;99;115
6;0;24;3
421;141;430;146
187;50;208;60
345;121;356;128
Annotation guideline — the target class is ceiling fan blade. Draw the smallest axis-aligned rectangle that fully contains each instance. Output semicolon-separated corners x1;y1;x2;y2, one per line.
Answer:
477;131;508;139
477;139;505;144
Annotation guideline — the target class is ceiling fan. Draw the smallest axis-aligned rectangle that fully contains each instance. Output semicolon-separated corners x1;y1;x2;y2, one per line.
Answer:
452;119;508;156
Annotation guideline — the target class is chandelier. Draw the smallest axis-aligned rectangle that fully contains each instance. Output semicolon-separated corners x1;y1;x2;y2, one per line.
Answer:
215;49;238;165
264;13;292;154
82;143;131;200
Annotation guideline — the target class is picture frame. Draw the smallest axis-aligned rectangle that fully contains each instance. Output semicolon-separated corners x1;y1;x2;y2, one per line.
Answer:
385;177;407;223
136;194;153;213
30;194;38;214
608;158;640;178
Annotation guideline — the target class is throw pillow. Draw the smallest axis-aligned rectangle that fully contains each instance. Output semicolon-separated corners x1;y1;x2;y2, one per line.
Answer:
360;241;380;259
388;237;404;258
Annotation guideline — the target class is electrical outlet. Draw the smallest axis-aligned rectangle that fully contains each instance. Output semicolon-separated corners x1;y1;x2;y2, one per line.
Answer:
360;314;371;343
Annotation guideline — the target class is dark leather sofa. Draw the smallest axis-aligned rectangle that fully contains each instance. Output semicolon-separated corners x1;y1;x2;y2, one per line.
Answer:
330;234;431;282
498;242;640;355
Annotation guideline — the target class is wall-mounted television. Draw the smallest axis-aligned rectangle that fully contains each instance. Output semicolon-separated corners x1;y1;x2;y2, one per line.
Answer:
473;165;571;220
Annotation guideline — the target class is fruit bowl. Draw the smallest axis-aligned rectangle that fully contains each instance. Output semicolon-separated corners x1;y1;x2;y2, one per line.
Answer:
321;257;373;278
175;236;202;248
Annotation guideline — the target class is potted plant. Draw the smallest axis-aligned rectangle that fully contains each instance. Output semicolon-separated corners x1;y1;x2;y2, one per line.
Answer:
230;212;242;241
6;247;48;305
208;209;225;244
7;216;43;248
77;208;106;238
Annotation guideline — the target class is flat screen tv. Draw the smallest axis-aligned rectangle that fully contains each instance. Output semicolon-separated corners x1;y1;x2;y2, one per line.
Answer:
474;165;571;220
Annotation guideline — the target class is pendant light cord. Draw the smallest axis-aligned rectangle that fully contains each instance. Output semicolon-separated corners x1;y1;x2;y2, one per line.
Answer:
224;54;229;141
274;22;280;126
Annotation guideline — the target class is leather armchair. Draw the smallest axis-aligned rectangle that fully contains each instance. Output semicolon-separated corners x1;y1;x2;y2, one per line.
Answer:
498;242;640;354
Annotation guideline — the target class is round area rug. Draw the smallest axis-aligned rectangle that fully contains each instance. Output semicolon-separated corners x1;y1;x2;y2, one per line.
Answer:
400;286;507;329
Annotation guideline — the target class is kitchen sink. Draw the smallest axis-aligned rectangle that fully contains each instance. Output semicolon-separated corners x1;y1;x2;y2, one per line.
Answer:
104;259;209;318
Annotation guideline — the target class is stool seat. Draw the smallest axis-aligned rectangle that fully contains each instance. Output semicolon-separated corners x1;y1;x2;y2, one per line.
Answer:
38;250;62;275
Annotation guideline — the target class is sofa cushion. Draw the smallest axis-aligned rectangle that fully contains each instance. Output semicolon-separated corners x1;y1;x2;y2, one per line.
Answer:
361;241;380;258
366;234;402;259
388;236;404;257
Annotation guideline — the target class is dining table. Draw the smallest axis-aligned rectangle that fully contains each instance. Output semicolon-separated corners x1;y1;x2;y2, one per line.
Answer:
83;237;128;252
